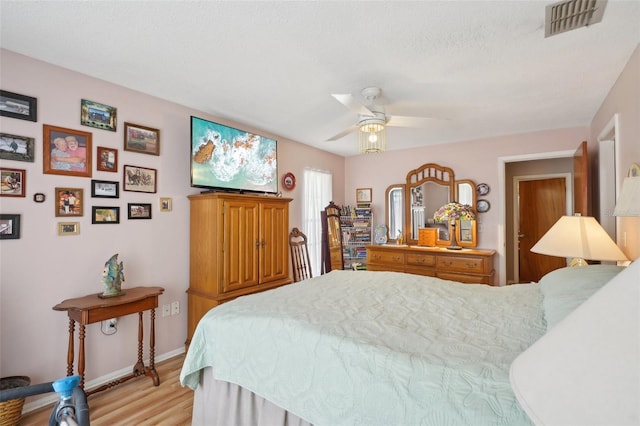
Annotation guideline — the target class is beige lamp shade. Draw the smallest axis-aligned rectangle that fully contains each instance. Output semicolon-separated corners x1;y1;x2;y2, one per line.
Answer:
530;215;628;264
613;176;640;216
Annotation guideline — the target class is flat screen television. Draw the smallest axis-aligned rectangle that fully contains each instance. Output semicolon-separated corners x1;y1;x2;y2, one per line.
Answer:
190;116;278;194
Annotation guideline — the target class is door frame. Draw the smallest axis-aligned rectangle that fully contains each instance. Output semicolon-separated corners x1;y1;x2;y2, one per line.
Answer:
597;113;620;241
512;173;571;283
498;150;574;286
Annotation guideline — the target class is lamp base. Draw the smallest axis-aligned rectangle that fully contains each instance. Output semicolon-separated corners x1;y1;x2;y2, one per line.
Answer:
447;245;463;250
569;257;589;267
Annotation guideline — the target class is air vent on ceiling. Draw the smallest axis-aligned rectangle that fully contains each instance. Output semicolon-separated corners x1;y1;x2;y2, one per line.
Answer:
545;0;607;38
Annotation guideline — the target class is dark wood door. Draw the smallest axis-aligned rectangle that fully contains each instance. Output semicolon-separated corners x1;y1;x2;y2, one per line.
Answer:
518;178;567;282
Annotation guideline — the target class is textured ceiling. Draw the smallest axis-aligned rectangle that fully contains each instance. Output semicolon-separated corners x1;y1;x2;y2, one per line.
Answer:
1;1;639;157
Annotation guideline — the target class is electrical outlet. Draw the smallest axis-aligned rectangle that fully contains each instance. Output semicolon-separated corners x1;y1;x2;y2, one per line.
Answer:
162;304;170;317
171;301;180;315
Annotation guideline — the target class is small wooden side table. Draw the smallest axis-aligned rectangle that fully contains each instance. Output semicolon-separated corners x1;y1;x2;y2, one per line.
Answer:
53;286;165;395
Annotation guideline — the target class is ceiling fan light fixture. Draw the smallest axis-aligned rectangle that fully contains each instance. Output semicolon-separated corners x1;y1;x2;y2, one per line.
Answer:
358;116;386;154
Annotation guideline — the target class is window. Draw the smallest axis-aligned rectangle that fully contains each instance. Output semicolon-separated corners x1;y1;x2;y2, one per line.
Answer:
303;169;332;275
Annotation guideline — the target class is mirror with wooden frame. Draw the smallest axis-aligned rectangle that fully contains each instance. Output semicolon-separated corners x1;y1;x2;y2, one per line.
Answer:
386;162;478;247
405;163;455;246
321;201;344;272
385;184;405;242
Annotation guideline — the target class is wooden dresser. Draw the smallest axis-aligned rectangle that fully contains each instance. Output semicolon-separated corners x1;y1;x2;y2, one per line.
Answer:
366;245;496;285
187;192;292;346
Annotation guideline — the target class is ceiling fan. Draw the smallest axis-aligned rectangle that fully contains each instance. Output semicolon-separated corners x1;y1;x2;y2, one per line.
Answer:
326;86;438;142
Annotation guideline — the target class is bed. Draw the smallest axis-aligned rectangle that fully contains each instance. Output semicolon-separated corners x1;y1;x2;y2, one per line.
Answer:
180;263;633;425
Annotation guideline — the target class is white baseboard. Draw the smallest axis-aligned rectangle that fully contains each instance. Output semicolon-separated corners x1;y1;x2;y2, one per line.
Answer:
22;347;186;414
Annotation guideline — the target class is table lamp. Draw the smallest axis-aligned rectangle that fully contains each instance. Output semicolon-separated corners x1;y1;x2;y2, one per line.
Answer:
530;214;628;266
613;176;640;217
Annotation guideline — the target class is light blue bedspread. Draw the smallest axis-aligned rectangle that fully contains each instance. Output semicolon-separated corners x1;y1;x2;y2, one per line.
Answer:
180;270;545;425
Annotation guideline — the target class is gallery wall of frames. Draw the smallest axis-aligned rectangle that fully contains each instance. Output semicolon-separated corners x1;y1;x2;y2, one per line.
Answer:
0;90;171;239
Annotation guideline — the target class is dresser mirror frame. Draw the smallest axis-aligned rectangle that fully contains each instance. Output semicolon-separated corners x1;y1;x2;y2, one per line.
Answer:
385;184;405;242
392;162;477;247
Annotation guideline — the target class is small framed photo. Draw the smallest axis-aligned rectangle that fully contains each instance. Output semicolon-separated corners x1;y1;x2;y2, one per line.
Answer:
356;187;372;203
0;133;35;162
96;146;118;172
1;167;26;197
55;187;83;217
160;197;172;212
91;179;119;198
123;165;157;193
81;99;117;132
58;222;80;236
124;122;160;156
0;214;21;240
0;90;37;122
92;206;120;224
43;125;92;177
128;203;152;219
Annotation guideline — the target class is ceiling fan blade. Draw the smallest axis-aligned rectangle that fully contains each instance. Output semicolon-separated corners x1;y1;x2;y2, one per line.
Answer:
386;115;444;128
331;94;375;116
326;124;358;142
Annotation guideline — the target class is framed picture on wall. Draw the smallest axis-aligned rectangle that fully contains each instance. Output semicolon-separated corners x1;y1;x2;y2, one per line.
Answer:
58;222;80;236
0;90;37;122
43;125;92;177
91;180;119;199
0;214;21;239
128;203;152;219
92;206;120;224
124;122;160;156
356;187;372;203
0;133;35;162
123;165;157;193
81;99;117;132
96;146;118;172
0;167;26;197
54;187;84;217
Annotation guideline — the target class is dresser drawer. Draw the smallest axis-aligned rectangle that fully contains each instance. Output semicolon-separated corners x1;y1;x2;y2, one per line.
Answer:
367;250;405;266
437;272;492;284
436;256;485;274
406;253;435;267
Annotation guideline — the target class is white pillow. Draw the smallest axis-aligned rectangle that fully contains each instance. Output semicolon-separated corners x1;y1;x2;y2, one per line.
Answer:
539;265;625;330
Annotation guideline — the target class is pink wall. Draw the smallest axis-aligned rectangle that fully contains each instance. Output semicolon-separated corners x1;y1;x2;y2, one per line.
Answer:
590;45;640;261
0;49;344;400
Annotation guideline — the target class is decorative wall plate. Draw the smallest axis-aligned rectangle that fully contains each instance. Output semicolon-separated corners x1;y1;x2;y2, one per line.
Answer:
477;183;490;196
282;172;296;191
477;199;490;213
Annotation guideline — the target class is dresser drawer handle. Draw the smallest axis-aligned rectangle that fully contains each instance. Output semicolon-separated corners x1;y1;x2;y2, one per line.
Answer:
392;256;401;261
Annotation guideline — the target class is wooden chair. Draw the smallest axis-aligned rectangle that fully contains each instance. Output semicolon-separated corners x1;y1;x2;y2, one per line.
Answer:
289;227;312;282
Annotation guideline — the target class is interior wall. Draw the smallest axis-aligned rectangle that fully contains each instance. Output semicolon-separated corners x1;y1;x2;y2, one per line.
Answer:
590;44;640;261
0;49;345;391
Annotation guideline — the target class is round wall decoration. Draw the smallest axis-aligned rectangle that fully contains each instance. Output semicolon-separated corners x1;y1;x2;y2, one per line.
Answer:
477;183;490;196
282;172;296;191
476;199;491;213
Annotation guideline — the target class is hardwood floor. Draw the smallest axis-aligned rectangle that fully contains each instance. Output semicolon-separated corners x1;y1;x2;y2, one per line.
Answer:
19;354;193;425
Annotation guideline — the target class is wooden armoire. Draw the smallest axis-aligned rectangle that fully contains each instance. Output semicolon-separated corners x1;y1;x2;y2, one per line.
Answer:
186;192;292;345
